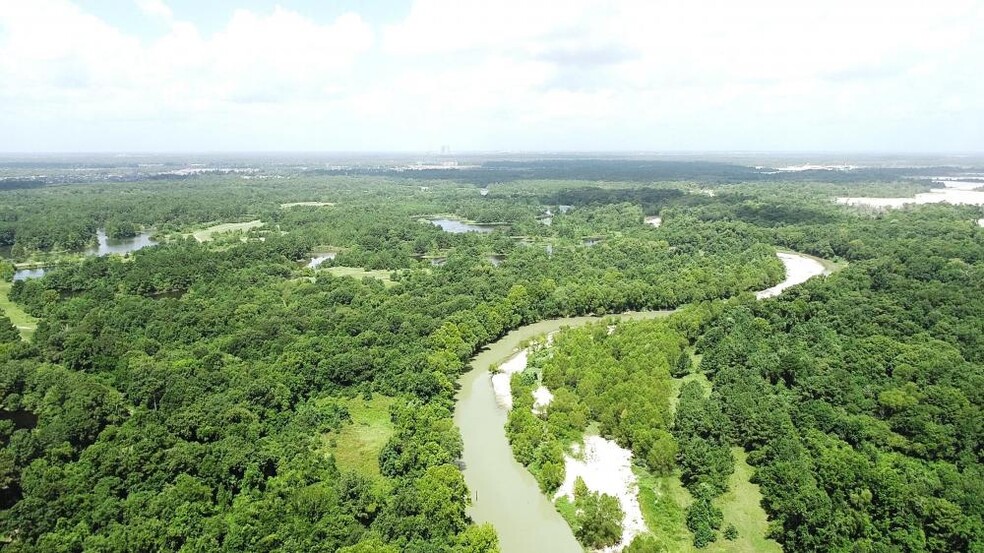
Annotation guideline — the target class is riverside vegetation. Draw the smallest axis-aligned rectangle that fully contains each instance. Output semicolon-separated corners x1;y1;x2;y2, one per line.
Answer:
0;160;980;552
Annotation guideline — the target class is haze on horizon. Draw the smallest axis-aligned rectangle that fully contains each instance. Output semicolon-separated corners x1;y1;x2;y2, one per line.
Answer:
0;0;982;154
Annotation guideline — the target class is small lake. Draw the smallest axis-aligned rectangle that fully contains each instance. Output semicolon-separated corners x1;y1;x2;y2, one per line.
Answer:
86;229;158;256
11;229;158;281
645;216;662;227
430;218;499;234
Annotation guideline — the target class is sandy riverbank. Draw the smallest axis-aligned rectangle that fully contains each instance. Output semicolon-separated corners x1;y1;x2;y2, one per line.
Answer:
555;435;647;552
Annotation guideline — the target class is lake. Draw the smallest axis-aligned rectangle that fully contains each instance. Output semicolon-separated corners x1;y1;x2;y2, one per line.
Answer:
836;180;984;208
0;408;38;429
12;229;158;281
86;229;158;256
430;218;500;233
13;268;47;281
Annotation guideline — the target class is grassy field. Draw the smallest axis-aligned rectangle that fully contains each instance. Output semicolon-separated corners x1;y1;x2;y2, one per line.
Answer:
192;220;264;242
0;280;37;340
637;452;781;553
651;359;781;552
707;448;783;553
637;468;693;551
280;201;335;208
669;371;711;416
321;266;396;287
322;394;395;478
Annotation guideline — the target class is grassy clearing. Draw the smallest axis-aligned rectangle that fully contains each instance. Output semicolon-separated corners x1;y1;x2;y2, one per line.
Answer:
321;266;396;287
555;496;579;531
0;280;37;340
706;448;782;553
637;468;692;551
280;201;335;208
657;362;781;552
636;453;781;553
669;372;711;416
192;220;264;242
322;394;395;479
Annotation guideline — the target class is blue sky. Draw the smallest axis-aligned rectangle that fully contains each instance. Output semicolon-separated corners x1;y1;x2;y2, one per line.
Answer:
1;0;982;152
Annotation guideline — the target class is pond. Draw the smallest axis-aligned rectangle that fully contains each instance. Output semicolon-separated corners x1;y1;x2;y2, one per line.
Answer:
11;229;158;281
645;216;662;227
430;218;500;234
86;229;158;256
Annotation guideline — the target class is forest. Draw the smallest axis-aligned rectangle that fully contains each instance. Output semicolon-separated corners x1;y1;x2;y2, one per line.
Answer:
0;161;980;552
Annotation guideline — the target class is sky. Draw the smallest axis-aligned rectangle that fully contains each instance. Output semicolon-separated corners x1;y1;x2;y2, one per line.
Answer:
0;0;982;153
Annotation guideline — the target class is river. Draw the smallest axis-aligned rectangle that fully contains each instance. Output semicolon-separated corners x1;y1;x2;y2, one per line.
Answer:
454;251;829;552
455;312;673;553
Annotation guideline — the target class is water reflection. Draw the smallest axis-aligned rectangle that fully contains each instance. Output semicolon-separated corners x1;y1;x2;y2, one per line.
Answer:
11;229;158;281
85;229;158;256
430;218;498;233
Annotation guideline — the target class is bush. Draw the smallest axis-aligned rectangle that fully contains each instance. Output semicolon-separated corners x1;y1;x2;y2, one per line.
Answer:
724;523;738;541
686;497;722;548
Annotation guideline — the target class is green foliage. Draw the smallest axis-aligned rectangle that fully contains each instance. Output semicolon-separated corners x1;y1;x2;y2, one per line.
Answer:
452;523;501;553
1;165;981;551
696;207;984;551
686;496;723;548
624;533;666;552
574;489;625;549
0;314;20;344
672;351;693;377
723;523;738;541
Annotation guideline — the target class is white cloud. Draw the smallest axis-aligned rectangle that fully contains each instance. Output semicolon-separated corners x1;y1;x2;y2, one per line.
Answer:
135;0;172;21
0;1;373;121
0;0;981;151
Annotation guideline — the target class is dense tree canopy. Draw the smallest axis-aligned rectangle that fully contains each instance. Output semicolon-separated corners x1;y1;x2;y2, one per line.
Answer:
0;163;980;551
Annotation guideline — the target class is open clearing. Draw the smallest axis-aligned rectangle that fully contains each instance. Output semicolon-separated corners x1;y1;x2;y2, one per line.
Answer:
707;447;783;553
192;220;264;242
322;394;395;478
669;371;711;416
321;266;396;287
657;360;780;551
0;280;37;340
638;451;781;553
280;201;335;208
